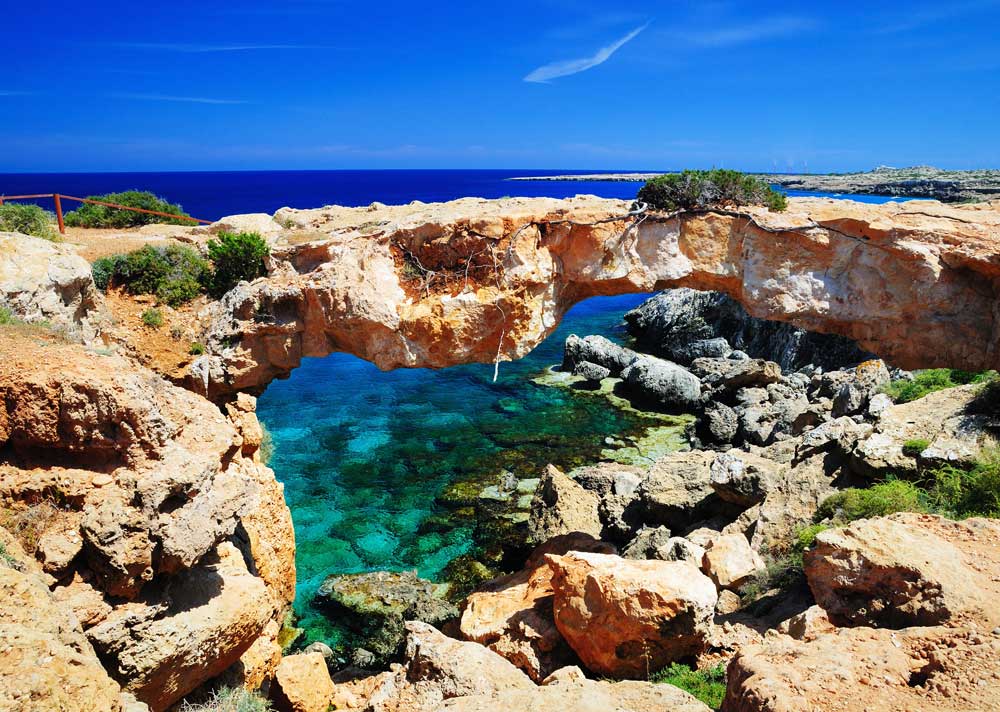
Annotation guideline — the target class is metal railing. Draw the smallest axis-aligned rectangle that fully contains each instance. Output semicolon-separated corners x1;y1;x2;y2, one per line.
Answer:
0;193;212;234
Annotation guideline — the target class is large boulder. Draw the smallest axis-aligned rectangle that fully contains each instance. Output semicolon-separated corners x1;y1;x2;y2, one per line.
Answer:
638;451;730;532
562;334;637;376
527;465;602;544
87;542;275;711
803;513;1000;628
723;624;1000;712
0;232;104;341
270;653;336;712
315;569;457;664
701;534;765;591
459;533;614;681
545;552;717;678
620;356;702;410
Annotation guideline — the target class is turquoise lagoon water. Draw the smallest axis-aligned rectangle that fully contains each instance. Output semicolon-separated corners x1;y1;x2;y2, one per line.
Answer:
256;292;682;645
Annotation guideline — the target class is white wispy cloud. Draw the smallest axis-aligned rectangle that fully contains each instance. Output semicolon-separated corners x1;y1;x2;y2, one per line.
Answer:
111;42;330;52
679;16;816;48
524;22;649;83
109;93;248;105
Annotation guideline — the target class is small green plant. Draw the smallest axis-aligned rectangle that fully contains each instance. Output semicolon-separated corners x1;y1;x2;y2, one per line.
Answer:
636;169;787;213
0;203;59;240
793;523;830;551
0;541;18;568
92;245;210;306
815;479;927;523
651;663;727;709
0;306;16;325
189;342;206;355
177;686;272;712
64;190;192;228
205;231;269;298
259;422;275;466
902;438;931;457
141;307;164;329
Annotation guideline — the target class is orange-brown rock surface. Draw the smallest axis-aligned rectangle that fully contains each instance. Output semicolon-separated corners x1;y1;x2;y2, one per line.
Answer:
545;551;718;678
181;197;1000;398
0;331;295;711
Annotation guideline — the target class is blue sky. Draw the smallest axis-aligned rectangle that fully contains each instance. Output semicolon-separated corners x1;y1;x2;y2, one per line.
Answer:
2;0;999;172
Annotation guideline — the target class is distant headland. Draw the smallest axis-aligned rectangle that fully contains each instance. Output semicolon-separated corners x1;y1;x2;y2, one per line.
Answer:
509;165;1000;203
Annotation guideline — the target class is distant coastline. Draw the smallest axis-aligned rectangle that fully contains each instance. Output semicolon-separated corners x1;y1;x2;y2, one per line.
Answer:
509;166;1000;203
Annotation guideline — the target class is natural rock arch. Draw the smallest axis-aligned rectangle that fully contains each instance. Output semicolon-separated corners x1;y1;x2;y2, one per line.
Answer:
186;196;1000;400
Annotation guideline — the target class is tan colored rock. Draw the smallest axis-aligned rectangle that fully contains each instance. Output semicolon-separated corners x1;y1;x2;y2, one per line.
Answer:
723;625;1000;712
804;513;1000;628
851;384;995;477
0;539;123;712
460;533;615;681
87;542;275;711
222;618;283;691
775;605;834;641
0;231;104;341
638;450;724;531
440;676;713;712
527;465;601;544
545;551;717;678
702;534;766;591
184;197;1000;398
270;653;335;712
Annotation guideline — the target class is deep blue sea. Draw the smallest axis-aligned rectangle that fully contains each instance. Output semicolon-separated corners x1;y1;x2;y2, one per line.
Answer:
0;169;901;649
0;169;906;221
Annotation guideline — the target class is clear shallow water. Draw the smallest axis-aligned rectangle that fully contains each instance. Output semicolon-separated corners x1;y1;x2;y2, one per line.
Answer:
257;293;665;645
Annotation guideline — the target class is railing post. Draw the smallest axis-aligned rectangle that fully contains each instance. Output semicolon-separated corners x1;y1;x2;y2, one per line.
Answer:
53;194;65;234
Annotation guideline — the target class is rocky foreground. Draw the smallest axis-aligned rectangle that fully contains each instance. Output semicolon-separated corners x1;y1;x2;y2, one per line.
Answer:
2;194;1000;711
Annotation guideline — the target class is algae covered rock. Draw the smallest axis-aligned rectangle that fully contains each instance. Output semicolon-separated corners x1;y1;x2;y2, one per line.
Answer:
315;570;458;664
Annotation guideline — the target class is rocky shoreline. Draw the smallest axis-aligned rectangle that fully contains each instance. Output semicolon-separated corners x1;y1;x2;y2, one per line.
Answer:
509;166;1000;203
2;193;1000;710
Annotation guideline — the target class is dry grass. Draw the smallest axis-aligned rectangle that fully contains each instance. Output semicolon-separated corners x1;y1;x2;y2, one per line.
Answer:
0;500;62;555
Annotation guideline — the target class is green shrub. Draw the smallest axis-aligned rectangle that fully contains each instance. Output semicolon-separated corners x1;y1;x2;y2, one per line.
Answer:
902;439;931;457
141;308;164;329
177;686;272;712
652;663;727;709
259;422;275;466
923;449;1000;517
189;342;206;355
92;245;209;306
205;231;269;298
636;169;787;213
882;368;996;404
64;191;192;228
793;523;830;552
815;480;927;523
0;306;16;325
0;203;59;240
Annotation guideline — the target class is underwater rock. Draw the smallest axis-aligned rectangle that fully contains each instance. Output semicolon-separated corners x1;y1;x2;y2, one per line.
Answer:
315;570;458;665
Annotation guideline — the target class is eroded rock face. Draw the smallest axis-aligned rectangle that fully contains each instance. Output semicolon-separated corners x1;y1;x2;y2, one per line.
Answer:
804;513;1000;628
271;652;336;712
545;551;717;678
0;531;126;712
527;465;602;544
184;197;1000;398
0;334;295;710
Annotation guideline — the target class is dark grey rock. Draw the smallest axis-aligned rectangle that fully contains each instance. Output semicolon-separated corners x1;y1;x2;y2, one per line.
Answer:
700;401;738;444
562;334;637;376
620;356;702;411
622;525;673;559
624;289;873;372
671;337;732;364
572;360;611;382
